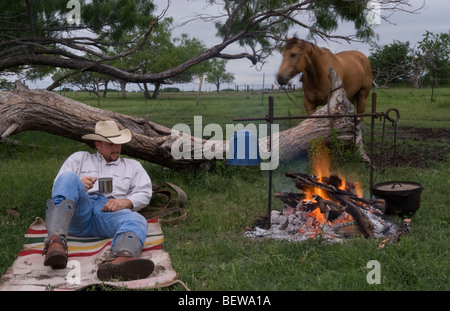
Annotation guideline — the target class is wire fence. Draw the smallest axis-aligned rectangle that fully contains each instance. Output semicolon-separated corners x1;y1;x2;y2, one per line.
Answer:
175;82;302;93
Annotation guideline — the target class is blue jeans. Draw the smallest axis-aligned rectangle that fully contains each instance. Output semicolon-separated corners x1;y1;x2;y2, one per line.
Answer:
47;172;148;254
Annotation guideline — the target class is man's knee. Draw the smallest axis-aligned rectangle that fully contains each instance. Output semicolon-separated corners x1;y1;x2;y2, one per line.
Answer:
55;171;80;185
52;171;85;202
119;211;148;244
130;212;148;238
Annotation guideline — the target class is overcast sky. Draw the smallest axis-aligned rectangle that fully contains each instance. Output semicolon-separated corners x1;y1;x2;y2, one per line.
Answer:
153;0;449;91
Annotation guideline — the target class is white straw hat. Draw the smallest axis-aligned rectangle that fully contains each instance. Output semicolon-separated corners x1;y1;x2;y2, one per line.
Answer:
82;120;132;144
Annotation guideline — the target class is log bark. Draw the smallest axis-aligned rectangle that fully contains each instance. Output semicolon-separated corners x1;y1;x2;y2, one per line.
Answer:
0;68;366;169
332;194;374;238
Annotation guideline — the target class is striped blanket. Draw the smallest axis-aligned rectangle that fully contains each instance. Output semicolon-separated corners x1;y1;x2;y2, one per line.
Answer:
0;217;181;291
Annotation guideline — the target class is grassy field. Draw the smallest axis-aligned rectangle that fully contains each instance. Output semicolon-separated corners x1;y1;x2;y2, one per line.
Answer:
0;87;449;291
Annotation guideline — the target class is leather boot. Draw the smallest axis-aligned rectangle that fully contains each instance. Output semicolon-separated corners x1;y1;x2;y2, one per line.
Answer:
43;198;74;269
43;235;68;269
97;256;155;281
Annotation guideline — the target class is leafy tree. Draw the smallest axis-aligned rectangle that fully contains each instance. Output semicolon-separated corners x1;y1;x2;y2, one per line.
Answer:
135;33;209;99
369;41;411;87
53;67;115;107
0;1;422;85
205;59;234;92
0;0;155;78
368;31;450;91
417;31;450;89
0;78;14;91
96;18;208;99
213;0;378;64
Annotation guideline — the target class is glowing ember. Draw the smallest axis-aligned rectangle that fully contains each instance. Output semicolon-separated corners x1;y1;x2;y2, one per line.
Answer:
307;207;327;225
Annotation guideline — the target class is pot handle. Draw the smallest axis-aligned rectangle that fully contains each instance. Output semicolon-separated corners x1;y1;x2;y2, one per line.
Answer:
391;182;403;189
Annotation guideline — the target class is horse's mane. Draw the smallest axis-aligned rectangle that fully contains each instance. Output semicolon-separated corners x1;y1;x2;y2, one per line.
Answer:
285;37;331;55
284;37;306;50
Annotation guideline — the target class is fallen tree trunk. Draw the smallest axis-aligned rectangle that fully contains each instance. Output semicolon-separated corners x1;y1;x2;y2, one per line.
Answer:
0;68;367;169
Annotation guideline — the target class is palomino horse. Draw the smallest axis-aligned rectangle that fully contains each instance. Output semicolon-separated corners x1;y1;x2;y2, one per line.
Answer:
277;38;372;115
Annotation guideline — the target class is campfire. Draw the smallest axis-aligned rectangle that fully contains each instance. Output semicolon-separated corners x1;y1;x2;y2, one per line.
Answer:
245;147;400;243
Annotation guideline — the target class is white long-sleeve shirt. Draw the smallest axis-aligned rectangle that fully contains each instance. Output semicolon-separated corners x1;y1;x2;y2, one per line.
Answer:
54;151;152;212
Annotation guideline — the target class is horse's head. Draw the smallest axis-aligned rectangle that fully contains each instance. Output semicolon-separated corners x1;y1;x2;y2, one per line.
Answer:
276;38;310;85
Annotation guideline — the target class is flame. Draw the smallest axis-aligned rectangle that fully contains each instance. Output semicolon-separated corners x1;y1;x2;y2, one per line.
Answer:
312;151;330;183
307;207;327;225
309;144;364;199
304;191;314;202
355;182;363;198
302;146;330;203
339;176;346;191
302;144;362;229
311;144;332;200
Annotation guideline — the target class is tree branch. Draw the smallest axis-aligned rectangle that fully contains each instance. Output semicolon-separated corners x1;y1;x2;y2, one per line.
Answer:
0;0;423;83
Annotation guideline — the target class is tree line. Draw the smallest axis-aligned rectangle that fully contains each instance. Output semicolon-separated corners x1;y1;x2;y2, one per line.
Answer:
369;30;450;89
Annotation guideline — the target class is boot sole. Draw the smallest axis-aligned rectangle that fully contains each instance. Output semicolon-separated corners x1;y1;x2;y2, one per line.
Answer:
44;252;68;269
97;259;155;281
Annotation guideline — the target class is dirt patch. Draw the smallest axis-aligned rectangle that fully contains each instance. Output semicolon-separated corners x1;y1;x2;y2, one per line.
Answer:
394;127;450;141
370;126;450;168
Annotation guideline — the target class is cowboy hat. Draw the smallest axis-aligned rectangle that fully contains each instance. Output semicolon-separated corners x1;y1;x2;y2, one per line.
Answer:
81;120;132;144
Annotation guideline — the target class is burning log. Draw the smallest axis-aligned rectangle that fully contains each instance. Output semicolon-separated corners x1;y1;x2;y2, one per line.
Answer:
316;196;344;221
285;172;373;207
331;194;374;238
273;192;306;208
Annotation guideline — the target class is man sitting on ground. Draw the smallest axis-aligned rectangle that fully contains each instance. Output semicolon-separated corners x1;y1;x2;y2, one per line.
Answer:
42;120;154;281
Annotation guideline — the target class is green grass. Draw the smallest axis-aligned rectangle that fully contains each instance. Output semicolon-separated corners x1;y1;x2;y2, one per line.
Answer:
0;88;449;291
368;87;450;128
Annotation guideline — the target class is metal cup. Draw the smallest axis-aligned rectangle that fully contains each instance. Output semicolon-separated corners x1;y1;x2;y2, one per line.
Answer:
98;177;113;193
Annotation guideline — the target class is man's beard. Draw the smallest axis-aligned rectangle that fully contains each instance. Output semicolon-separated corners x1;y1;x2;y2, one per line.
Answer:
106;152;120;162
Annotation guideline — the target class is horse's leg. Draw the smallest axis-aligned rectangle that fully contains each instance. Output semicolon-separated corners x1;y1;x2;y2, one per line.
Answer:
355;90;368;114
350;97;357;110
